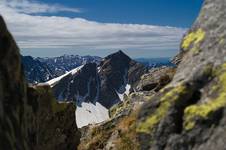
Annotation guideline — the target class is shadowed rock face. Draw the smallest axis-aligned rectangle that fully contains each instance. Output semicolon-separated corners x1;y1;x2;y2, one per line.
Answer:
137;0;226;149
0;15;29;150
51;50;147;109
98;50;147;108
0;16;80;150
52;63;99;104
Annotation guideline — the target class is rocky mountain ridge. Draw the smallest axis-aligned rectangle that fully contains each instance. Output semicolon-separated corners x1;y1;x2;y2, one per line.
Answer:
46;50;147;127
22;55;101;83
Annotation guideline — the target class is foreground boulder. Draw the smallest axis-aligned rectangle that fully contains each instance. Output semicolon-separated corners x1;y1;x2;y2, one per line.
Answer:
0;16;80;150
137;0;226;149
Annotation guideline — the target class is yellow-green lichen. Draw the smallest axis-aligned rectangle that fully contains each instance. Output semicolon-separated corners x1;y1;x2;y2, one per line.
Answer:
182;28;206;52
136;84;189;133
184;63;226;130
219;38;225;45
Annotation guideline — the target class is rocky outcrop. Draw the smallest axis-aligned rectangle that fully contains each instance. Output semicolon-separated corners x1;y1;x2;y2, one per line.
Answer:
0;16;80;150
136;67;176;92
137;0;226;149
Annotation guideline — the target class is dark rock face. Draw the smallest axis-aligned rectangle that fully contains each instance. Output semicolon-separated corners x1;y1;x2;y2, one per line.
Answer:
137;0;226;149
51;50;147;109
52;63;99;104
0;15;29;150
22;56;54;83
98;50;147;108
0;16;80;150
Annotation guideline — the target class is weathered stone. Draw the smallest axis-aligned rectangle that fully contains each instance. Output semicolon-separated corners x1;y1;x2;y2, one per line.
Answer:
137;0;226;149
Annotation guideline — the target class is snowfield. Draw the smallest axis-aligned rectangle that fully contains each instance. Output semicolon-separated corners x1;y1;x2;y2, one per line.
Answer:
76;102;109;128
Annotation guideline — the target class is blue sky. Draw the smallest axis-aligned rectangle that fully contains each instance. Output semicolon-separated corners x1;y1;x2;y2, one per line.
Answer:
0;0;203;58
42;0;203;28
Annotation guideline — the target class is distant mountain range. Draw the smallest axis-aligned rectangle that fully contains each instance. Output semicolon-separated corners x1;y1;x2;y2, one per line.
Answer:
135;57;175;68
22;55;101;83
22;55;174;84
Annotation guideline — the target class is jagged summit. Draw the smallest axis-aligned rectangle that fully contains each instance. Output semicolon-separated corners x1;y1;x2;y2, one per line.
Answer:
46;50;146;127
104;50;131;60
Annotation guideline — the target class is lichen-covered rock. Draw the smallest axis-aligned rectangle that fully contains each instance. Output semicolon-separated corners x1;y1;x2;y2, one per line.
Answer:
137;0;226;149
0;16;80;150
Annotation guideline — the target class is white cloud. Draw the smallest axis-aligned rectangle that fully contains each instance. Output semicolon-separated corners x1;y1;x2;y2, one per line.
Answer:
0;0;81;14
0;0;186;57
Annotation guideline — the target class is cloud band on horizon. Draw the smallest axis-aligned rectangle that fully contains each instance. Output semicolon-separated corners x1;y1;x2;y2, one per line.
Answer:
0;0;187;57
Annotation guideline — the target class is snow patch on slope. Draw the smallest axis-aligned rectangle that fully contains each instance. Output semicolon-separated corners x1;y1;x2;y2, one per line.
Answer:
76;102;109;128
125;84;131;95
46;65;84;87
115;69;131;101
116;84;131;101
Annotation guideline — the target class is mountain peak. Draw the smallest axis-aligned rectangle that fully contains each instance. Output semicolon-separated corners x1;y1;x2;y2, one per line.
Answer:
105;50;131;61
